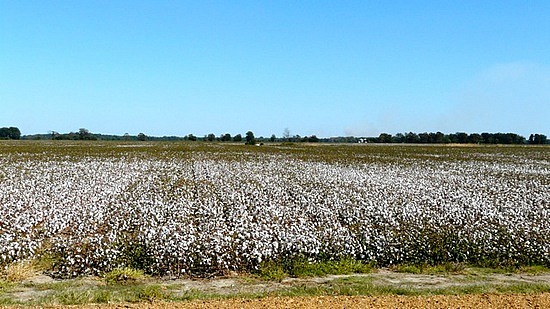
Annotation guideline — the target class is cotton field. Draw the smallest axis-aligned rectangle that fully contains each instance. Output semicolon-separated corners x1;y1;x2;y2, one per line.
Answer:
1;142;549;277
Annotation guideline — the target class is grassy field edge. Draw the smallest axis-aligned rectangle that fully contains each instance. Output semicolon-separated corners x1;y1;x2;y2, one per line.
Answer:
1;263;550;306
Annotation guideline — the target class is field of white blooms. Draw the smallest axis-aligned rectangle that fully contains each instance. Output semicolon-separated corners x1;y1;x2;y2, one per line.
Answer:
1;141;549;277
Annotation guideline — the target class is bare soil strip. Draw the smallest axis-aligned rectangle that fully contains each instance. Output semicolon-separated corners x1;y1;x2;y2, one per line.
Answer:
8;294;550;309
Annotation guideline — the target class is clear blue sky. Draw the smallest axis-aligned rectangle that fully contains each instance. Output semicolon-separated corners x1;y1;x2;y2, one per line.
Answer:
1;1;549;137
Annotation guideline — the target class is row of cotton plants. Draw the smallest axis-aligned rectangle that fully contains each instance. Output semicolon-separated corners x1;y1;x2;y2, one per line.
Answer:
1;145;549;277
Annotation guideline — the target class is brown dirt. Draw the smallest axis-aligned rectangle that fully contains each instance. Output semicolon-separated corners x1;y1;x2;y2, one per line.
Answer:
10;294;550;309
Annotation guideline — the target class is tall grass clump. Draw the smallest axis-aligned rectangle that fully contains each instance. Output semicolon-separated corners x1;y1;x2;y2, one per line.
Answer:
2;260;38;283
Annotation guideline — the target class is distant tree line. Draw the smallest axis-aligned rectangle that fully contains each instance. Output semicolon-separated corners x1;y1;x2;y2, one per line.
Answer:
0;127;21;140
17;128;550;145
47;128;99;140
351;132;547;145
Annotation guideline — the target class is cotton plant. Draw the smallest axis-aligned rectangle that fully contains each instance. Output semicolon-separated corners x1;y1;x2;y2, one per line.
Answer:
0;146;548;277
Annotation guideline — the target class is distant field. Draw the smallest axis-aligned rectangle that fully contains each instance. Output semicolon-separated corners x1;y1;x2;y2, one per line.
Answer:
1;141;549;278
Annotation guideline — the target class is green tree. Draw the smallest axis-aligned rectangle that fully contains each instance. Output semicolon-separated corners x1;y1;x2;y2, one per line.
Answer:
50;131;60;140
435;132;445;143
307;135;319;142
8;127;21;140
469;133;482;144
392;133;405;143
456;132;469;143
481;133;493;144
405;132;419;143
245;131;255;145
221;133;232;142
233;134;242;142
187;134;197;141
77;128;97;140
78;128;90;140
0;127;9;139
207;133;216;142
418;132;430;143
137;133;147;141
529;134;548;144
378;133;392;143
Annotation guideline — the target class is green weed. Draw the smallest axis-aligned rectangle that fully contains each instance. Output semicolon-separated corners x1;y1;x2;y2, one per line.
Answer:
257;261;287;282
136;284;166;302
50;289;93;305
104;267;146;285
516;265;550;274
257;256;374;281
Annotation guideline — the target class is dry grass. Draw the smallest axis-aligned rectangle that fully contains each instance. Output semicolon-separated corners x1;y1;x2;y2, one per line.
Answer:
2;260;38;283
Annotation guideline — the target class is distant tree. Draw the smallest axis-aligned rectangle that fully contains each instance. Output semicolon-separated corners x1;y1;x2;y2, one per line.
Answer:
435;132;445;143
221;133;232;142
308;135;319;143
456;132;468;143
79;128;90;140
469;133;482;144
405;132;419;143
392;133;405;143
481;132;493;144
77;128;97;140
187;134;197;141
270;134;276;142
378;133;392;143
207;133;216;142
0;128;9;139
529;134;548;145
137;133;147;141
245;131;255;145
233;134;242;142
8;127;21;140
418;132;430;143
447;132;468;143
49;131;60;140
512;133;526;144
